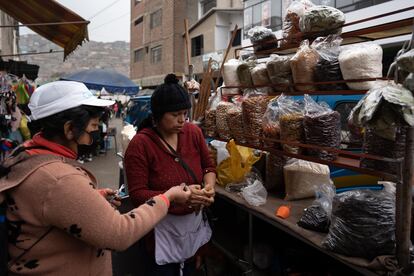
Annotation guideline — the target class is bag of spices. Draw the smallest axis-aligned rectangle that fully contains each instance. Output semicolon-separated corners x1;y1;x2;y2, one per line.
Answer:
265;153;285;193
291;40;319;91
278;95;304;154
304;95;341;161
242;95;270;147
266;54;293;92
312;35;348;90
216;101;235;140
262;98;281;149
237;59;255;88
300;5;345;35
281;0;315;47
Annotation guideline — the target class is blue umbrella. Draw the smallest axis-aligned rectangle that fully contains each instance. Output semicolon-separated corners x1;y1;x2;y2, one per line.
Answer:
60;69;139;95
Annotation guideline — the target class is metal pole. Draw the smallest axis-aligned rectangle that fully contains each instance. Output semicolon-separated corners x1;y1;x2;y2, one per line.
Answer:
397;127;414;271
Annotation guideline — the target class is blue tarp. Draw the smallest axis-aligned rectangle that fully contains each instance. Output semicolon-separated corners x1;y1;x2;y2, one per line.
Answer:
60;69;139;95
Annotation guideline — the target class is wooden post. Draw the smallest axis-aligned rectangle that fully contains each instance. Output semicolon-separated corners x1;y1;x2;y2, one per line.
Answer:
184;19;191;74
397;127;414;271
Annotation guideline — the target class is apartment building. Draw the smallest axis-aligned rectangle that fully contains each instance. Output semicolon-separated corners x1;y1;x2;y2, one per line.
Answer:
130;0;198;88
188;0;244;78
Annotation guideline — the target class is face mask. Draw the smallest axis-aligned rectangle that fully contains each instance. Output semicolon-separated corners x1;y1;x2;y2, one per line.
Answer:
77;130;94;146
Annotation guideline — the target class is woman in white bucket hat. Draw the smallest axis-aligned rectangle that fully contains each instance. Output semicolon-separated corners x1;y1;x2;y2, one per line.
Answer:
0;81;191;275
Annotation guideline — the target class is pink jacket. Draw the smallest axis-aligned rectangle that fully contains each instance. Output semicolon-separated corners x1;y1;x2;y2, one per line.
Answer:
0;152;169;276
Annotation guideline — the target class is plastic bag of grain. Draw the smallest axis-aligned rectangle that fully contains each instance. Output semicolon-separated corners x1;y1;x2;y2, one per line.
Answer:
304;95;341;161
262;98;281;148
281;0;315;47
216;101;235;140
227;104;246;143
300;5;345;34
278;95;304;154
338;43;383;90
223;59;242;95
237;59;256;88
242;95;270;147
251;63;273;95
291;40;319;91
312;35;348;90
266;54;293;92
284;159;331;200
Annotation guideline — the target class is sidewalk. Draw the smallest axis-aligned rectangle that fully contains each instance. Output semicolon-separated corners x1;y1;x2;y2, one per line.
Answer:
83;117;124;191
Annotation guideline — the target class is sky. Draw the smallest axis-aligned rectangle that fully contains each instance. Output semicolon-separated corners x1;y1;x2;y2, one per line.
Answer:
20;0;131;42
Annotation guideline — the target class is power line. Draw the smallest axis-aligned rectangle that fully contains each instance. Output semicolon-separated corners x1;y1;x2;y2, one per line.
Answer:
0;50;64;58
88;0;123;20
90;12;129;31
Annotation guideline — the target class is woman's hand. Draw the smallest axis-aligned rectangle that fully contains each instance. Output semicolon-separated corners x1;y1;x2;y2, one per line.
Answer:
164;184;192;204
98;188;121;208
188;185;215;208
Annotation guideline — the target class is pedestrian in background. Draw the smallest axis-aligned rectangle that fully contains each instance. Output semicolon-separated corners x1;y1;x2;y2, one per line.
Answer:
124;74;216;275
0;81;191;276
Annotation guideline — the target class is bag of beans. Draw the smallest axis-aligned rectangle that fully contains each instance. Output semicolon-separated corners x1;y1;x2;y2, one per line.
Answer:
281;0;314;47
278;95;304;154
242;95;270;147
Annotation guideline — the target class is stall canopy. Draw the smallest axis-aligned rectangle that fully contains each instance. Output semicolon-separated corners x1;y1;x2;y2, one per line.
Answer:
0;0;89;60
60;69;139;95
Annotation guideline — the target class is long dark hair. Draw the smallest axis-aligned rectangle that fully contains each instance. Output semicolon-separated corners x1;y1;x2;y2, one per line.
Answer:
31;105;104;140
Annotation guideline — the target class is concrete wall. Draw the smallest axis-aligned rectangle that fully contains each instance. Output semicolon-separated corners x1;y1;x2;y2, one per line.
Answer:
0;11;18;59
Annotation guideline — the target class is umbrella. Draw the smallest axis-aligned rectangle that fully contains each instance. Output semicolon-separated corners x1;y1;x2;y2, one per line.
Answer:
60;69;139;95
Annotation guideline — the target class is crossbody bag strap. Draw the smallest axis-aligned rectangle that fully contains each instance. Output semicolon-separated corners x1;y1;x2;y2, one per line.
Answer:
147;129;199;185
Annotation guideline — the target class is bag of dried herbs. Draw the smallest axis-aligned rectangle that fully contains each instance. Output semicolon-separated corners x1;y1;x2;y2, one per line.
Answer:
247;26;277;53
266;54;293;92
299;5;345;35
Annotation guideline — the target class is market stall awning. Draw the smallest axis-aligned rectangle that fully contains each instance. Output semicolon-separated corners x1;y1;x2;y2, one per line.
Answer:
0;0;89;60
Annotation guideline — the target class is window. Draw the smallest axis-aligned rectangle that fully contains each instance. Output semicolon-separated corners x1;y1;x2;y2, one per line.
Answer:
134;48;144;62
134;16;143;26
151;46;162;63
231;29;242;47
201;0;216;15
150;9;162;29
191;35;204;57
134;0;141;5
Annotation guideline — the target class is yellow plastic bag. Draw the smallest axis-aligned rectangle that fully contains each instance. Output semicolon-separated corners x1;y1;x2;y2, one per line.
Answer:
217;139;261;186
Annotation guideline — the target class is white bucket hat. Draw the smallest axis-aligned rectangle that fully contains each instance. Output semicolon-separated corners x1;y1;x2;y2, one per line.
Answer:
29;81;115;120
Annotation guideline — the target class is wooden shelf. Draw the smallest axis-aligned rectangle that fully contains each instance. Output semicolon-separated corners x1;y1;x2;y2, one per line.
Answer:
210;136;399;181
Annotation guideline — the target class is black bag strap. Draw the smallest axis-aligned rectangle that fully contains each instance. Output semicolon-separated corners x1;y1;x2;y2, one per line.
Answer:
150;128;200;186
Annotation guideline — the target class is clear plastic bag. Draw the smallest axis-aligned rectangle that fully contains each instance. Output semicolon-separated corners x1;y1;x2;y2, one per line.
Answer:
266;54;293;92
283;158;331;201
312;35;348;90
262;98;281;148
323;189;396;259
204;92;221;137
216;101;235;140
396;49;414;73
299;5;345;34
281;0;315;46
303;95;341;161
237;59;255;88
241;177;268;206
291;40;319;91
278;95;304;154
227;105;245;143
247;26;278;53
250;63;273;95
297;182;335;232
242;95;271;147
338;43;383;90
223;59;242;95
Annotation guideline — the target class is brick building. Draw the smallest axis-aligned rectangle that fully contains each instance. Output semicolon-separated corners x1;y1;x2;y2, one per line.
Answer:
130;0;198;88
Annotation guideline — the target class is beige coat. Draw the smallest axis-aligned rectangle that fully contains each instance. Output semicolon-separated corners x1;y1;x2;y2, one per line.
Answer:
0;153;168;276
